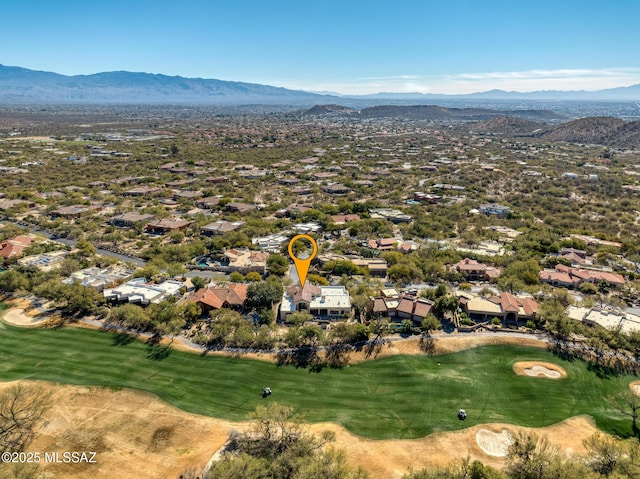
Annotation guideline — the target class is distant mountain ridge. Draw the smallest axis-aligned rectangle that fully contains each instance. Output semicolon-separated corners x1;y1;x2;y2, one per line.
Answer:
1;64;639;104
0;64;329;104
350;85;640;101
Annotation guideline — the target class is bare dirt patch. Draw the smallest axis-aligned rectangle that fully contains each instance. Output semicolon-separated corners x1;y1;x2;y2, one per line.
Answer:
513;361;567;379
0;381;598;479
0;381;248;479
310;416;597;479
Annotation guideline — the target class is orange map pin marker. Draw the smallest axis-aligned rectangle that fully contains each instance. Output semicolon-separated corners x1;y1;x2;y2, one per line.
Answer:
287;234;318;288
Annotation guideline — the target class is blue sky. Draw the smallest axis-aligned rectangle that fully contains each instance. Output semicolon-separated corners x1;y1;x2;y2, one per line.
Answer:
2;0;640;94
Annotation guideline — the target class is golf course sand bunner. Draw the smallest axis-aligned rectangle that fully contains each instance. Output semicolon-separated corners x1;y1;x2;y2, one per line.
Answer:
513;361;567;379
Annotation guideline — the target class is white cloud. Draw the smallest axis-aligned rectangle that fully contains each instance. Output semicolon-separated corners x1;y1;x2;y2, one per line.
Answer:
274;68;640;95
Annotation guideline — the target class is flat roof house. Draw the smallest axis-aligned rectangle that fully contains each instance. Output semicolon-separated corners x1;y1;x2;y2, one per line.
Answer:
479;203;511;218
111;212;155;228
200;220;244;236
280;284;351;322
145;217;193;234
103;278;184;305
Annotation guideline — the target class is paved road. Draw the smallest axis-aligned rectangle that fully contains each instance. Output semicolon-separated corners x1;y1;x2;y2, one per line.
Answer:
3;218;147;267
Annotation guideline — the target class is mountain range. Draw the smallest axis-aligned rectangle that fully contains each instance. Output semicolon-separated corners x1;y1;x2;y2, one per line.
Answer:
1;64;640;104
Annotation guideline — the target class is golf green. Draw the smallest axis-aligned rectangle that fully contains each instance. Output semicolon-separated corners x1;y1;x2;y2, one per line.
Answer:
0;320;635;439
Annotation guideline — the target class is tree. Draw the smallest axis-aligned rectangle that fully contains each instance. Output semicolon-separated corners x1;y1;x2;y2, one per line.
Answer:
307;273;329;286
246;271;262;282
247;281;284;309
608;391;640;437
191;276;206;290
107;303;152;331
286;311;313;326
75;239;96;258
0;384;51;452
203;403;369;479
433;295;460;320
166;262;187;277
505;431;557;479
229;271;245;283
0;270;30;293
62;282;105;316
582;432;627;477
267;254;289;276
421;314;441;334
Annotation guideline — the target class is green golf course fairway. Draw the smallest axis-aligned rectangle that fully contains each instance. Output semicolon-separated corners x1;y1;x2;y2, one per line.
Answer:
0;320;635;440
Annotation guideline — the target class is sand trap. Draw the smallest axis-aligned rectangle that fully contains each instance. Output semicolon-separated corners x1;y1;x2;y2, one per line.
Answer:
629;381;640;396
2;308;47;327
475;428;514;457
513;361;566;379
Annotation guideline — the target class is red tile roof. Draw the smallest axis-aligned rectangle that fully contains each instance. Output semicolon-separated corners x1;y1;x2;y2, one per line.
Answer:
189;283;248;309
287;283;321;304
0;235;33;258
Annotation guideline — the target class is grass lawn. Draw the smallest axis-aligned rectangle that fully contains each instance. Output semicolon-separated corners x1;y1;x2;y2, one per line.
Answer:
0;320;636;439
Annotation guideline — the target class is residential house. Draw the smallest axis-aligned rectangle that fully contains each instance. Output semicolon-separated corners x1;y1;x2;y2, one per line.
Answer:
367;238;397;251
450;258;501;282
0;199;31;211
145;217;193;234
331;214;361;225
53;205;102;219
17;250;69;271
205;176;230;184
395;295;435;325
311;172;338;180
539;264;625;289
369;208;413;223
291;222;323;234
200;220;244;236
111;212;155;228
397;241;420;253
351;258;388;277
226;202;257;214
458;291;539;325
290;186;313;195
63;265;134;291
413;192;441;204
0;235;33;259
280;284;351;322
197;196;221;209
567;306;640;334
479;203;511;218
370;289;433;324
188;282;248;313
103;278;184;305
252;234;289;253
569;234;622;249
321;184;353;195
275;205;311;218
558;247;593;266
239;169;268;179
223;248;268;274
123;186;161;196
